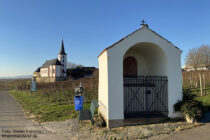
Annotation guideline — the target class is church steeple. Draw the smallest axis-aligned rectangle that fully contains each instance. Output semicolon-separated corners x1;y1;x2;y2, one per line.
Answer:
59;39;66;55
58;39;67;78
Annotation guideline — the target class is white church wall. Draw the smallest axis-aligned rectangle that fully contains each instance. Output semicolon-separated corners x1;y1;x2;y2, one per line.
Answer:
49;66;52;77
48;65;57;77
58;54;67;77
52;65;56;77
40;68;49;77
64;55;67;77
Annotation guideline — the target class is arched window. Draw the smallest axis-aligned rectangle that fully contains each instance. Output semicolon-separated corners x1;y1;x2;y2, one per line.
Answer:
123;56;137;76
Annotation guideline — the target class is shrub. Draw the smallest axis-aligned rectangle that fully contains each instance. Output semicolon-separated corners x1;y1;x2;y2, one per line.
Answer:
174;89;204;119
181;100;203;118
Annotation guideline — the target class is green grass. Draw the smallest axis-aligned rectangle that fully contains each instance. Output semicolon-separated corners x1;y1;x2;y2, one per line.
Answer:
196;93;210;110
183;83;210;111
9;90;80;122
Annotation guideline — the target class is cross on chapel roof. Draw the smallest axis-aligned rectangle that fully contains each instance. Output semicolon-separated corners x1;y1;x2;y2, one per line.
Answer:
140;20;146;25
140;20;148;28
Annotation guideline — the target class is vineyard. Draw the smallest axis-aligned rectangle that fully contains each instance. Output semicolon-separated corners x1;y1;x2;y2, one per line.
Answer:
183;71;210;96
2;71;99;122
8;77;99;122
182;71;210;110
1;70;210;122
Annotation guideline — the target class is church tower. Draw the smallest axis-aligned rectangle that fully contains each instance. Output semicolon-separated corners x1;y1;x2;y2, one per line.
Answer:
58;39;67;77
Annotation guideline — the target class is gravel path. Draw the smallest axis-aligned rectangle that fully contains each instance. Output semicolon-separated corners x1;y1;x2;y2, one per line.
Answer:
148;112;210;140
41;119;201;139
0;91;68;140
148;123;210;140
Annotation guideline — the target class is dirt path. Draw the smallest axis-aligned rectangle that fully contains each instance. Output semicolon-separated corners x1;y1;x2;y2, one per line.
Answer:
147;111;210;140
0;91;68;140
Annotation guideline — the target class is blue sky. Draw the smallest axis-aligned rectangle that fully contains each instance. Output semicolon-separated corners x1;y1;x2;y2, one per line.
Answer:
0;0;210;77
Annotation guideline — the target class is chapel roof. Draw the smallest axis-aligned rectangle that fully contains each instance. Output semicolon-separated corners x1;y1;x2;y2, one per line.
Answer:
98;24;181;57
59;39;66;55
42;59;61;68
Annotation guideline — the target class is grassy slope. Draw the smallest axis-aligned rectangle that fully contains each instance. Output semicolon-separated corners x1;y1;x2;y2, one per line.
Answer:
184;85;210;110
196;94;210;110
183;71;210;110
9;90;79;122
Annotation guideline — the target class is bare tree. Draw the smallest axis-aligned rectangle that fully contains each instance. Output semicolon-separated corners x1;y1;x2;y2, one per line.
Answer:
198;45;210;69
67;61;84;69
185;45;210;70
67;61;78;69
185;48;200;71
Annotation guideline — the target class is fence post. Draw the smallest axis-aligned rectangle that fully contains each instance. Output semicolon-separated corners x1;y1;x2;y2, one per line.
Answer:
51;86;55;100
199;73;203;96
54;85;60;101
203;73;206;95
190;72;192;88
61;85;68;103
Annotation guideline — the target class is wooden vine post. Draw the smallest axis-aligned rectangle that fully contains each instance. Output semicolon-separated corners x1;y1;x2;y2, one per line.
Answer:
203;73;206;95
199;73;203;96
190;72;192;88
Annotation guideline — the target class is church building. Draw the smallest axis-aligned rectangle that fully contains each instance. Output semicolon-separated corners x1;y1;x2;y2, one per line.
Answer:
33;40;67;82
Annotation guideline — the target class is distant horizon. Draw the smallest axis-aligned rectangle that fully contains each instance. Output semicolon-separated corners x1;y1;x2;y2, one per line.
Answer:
0;74;32;79
1;0;210;76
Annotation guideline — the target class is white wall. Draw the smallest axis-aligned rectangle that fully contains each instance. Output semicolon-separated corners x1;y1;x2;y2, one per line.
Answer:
52;65;56;77
167;50;183;117
49;65;56;77
58;54;67;77
40;65;62;78
124;43;167;76
124;49;148;75
40;68;49;77
99;26;183;123
49;66;52;77
98;51;109;121
107;53;124;120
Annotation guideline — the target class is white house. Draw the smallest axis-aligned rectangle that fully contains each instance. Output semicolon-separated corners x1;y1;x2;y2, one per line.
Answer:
183;65;210;71
98;24;183;128
33;40;67;82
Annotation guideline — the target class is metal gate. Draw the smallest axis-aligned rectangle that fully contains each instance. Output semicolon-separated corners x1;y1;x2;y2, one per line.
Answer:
123;76;168;118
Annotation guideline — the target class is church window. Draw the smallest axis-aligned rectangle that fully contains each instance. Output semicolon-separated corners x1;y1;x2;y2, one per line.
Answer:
53;69;55;74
